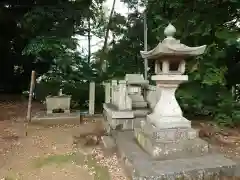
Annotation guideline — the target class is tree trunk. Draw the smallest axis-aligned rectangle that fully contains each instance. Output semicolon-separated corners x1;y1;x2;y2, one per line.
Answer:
87;16;91;64
100;0;116;68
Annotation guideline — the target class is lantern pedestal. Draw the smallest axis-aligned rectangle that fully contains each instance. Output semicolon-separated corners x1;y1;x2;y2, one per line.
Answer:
147;74;190;129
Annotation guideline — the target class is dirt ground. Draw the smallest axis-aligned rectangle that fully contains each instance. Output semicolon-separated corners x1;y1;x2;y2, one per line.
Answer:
1;98;240;179
0;99;126;180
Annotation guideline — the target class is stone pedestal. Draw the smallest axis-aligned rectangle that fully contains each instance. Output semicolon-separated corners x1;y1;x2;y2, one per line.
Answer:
147;74;190;129
135;74;207;161
134;121;209;160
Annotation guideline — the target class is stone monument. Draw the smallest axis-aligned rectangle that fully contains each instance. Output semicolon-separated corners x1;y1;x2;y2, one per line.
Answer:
103;74;151;132
46;89;71;114
115;24;237;179
135;23;208;159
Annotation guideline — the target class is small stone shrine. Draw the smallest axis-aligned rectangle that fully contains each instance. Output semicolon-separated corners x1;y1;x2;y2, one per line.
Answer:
103;74;150;132
115;24;237;179
125;74;148;109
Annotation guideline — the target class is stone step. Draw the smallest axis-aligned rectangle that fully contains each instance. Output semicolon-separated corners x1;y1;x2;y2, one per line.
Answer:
135;128;209;160
132;102;148;108
132;108;150;117
116;131;237;180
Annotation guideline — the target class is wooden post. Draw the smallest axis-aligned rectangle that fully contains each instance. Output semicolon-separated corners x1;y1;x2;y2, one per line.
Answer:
89;81;95;115
104;82;111;103
26;71;36;122
118;80;127;110
111;80;118;105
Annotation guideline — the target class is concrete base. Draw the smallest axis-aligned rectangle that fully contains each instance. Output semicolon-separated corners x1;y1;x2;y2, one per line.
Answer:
31;112;81;125
116;131;237;180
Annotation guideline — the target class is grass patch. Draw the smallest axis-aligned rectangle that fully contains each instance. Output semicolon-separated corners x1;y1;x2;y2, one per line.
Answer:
33;152;110;180
86;155;111;180
4;177;15;180
34;153;78;168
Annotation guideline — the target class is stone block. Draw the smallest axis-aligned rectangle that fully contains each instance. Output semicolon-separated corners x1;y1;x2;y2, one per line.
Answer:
103;103;147;131
129;94;148;108
103;103;134;118
133;108;150;117
31;112;80;126
46;95;71;114
141;122;198;143
147;113;191;129
135;128;209;160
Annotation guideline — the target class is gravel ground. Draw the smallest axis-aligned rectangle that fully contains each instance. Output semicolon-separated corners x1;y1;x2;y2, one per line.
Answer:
0;121;128;180
1;100;240;180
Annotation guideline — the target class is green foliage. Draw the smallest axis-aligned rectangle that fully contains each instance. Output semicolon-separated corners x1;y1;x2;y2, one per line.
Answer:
106;0;240;126
1;0;240;127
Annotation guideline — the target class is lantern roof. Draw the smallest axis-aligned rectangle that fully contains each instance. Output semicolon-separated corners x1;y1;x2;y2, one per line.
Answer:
140;24;207;60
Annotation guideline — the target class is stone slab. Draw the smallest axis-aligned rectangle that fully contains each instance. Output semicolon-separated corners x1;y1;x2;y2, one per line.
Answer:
135;128;209;160
103;107;145;131
133;108;150;117
125;74;149;85
31;112;81;125
105;116;138;130
147;113;191;129
141;122;198;142
116;131;237;180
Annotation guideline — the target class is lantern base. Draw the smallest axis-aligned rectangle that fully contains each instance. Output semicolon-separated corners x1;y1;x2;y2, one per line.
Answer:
147;113;191;129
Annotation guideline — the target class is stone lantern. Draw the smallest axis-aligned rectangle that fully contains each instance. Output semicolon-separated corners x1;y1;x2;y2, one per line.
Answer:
140;24;206;129
117;24;237;179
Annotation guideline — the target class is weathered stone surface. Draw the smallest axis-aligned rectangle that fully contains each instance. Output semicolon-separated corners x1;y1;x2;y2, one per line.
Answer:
129;94;148;108
135;128;209;160
103;103;149;131
116;131;237;180
102;136;116;149
31;112;80;125
141;122;198;142
133;108;150;117
125;74;149;85
46;95;71;114
103;103;134;119
147;113;191;129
